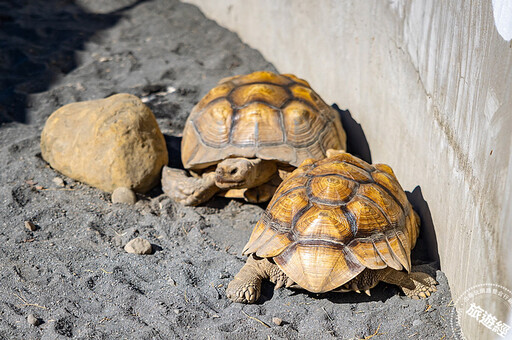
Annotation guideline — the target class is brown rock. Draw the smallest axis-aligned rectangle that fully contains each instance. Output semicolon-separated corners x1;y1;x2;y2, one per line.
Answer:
40;93;168;193
124;237;153;255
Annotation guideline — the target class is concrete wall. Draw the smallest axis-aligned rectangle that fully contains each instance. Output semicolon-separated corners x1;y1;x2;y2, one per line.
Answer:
184;0;512;338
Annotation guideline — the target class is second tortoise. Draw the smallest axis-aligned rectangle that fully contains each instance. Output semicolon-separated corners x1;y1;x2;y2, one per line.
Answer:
162;71;346;206
227;152;437;303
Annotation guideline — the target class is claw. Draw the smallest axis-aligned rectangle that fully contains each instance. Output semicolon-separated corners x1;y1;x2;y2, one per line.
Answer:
351;282;360;293
274;280;284;290
285;278;294;288
418;292;427;299
248;286;255;295
424;290;431;297
245;290;251;302
364;289;371;296
182;187;194;195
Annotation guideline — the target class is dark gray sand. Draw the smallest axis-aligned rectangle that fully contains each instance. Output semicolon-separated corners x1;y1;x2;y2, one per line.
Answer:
0;0;460;338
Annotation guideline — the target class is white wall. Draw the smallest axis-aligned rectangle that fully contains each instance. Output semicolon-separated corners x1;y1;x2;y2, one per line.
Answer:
183;1;512;338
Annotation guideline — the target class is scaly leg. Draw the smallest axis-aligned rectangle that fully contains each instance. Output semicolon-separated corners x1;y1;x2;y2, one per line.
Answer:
226;255;293;303
243;173;283;203
378;268;438;299
161;166;220;206
335;268;437;299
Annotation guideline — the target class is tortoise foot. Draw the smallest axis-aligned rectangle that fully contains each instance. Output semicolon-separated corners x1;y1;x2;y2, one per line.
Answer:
402;272;438;299
161;166;218;206
268;265;293;290
226;277;261;304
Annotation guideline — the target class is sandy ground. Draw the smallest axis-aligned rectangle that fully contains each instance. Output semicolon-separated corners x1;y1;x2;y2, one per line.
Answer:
0;0;460;339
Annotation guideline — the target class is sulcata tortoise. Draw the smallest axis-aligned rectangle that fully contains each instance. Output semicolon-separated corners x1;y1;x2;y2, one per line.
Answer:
162;71;346;206
226;151;437;303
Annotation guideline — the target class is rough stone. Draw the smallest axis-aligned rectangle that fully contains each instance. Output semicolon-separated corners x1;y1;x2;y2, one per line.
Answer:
24;221;36;231
27;314;41;326
272;317;283;326
112;187;136;204
124;237;152;255
52;177;65;187
40;94;169;193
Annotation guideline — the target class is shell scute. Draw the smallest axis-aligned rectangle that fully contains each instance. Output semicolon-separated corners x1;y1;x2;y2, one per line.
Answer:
193;99;233;146
293;206;352;242
274;243;365;293
267;187;309;228
230;103;284;146
345;196;390;236
309;175;356;205
230;83;290;108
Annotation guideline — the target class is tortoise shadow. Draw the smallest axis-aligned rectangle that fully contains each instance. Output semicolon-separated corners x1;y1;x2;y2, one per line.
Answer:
332;104;372;164
255;281;276;304
278;283;397;304
150;243;164;254
164;134;184;170
406;186;440;268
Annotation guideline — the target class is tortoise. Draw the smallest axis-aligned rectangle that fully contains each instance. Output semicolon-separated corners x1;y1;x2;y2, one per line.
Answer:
161;71;346;206
226;151;437;303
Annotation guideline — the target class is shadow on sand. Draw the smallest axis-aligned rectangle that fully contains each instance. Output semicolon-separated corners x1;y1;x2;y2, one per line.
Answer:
0;0;147;124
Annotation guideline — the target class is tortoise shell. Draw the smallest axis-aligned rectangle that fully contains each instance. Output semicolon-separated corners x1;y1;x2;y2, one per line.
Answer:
181;71;346;170
242;152;419;293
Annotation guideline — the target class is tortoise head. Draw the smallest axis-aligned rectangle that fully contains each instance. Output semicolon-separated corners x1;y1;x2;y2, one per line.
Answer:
215;158;277;189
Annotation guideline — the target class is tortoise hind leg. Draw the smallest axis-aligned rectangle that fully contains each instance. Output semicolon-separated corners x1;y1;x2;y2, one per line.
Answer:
161;166;220;206
378;268;438;299
226;255;293;303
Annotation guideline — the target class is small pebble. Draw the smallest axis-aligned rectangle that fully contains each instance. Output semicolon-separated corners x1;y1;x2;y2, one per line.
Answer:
124;237;152;255
27;314;41;326
24;221;36;231
52;177;65;187
412;319;423;326
218;272;230;279
272;317;283;326
112;187;136;204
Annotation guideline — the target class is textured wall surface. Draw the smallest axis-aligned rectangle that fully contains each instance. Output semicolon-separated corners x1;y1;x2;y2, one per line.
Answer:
184;1;512;338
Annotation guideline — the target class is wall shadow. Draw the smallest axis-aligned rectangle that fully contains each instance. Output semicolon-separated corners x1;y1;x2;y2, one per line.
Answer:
407;186;440;269
0;0;147;124
332;104;372;164
332;104;438;268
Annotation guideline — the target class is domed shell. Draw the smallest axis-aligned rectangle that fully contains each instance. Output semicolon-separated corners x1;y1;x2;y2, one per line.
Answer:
242;152;419;293
181;71;346;170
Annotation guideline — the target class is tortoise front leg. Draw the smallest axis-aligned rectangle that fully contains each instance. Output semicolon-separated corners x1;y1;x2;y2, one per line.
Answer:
226;255;293;303
161;166;220;206
243;173;283;203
